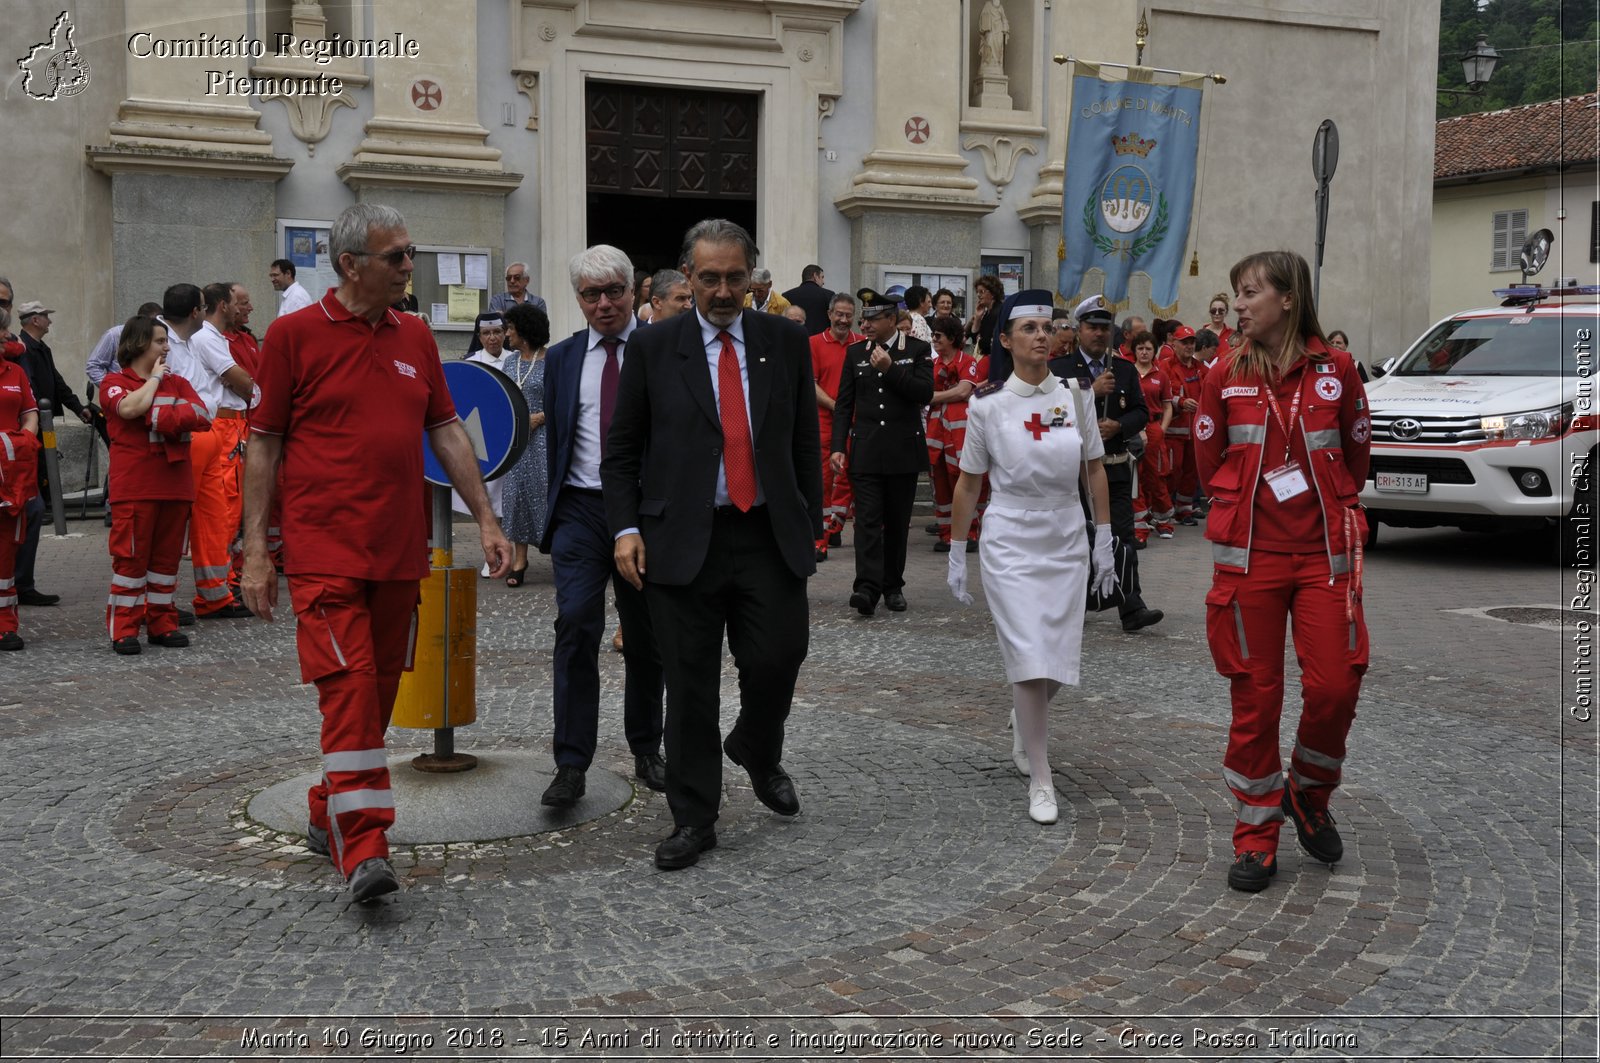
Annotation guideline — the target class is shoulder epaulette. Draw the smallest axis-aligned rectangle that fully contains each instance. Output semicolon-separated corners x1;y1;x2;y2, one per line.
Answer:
972;380;1003;399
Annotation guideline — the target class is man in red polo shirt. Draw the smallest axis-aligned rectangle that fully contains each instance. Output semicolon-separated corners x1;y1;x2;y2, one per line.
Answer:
240;203;510;904
809;291;861;560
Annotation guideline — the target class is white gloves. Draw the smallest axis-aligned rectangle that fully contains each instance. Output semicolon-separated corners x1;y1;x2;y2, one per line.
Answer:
947;549;974;605
1090;524;1119;599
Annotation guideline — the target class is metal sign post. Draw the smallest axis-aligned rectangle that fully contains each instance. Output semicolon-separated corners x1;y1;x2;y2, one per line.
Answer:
1311;119;1339;307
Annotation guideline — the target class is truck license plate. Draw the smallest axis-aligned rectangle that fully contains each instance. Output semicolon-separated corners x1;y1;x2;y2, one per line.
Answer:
1375;472;1428;493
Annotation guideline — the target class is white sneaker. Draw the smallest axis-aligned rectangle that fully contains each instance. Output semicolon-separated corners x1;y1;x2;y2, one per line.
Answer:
1012;749;1030;777
1028;785;1058;824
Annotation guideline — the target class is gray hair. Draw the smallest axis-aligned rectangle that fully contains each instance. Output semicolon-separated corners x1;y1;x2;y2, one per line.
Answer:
680;218;757;272
829;291;857;310
650;268;687;296
568;245;633;290
329;203;406;280
750;268;772;285
507;260;528;273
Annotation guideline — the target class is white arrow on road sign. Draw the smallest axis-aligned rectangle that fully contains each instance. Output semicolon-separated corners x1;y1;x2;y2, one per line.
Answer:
461;406;490;462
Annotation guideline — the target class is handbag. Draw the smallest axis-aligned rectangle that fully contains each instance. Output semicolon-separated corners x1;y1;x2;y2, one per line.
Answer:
1069;377;1129;612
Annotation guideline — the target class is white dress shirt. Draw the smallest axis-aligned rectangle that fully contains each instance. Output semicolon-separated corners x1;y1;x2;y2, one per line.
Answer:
567;317;637;489
277;281;314;318
696;310;765;507
167;320;242;417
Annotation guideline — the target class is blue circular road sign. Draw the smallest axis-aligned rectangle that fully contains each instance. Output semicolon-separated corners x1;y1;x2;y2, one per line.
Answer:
423;359;530;487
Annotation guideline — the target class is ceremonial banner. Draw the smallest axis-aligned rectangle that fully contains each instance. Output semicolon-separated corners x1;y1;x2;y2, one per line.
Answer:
1059;62;1205;314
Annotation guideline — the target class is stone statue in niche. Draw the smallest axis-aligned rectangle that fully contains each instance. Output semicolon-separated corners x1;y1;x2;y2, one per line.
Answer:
973;0;1014;109
977;0;1009;74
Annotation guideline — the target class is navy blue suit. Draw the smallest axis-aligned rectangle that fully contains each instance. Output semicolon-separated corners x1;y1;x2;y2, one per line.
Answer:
539;327;663;771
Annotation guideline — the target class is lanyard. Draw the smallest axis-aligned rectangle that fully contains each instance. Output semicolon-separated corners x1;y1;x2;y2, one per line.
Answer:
1260;369;1306;464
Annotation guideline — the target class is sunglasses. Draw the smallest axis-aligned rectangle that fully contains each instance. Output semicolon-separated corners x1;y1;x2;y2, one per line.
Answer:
355;244;417;267
0;299;10;310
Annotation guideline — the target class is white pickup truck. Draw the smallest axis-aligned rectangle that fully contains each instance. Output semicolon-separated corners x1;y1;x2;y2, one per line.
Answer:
1358;285;1597;565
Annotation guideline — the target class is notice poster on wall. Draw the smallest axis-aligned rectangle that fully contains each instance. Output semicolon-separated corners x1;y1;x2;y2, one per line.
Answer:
436;253;463;286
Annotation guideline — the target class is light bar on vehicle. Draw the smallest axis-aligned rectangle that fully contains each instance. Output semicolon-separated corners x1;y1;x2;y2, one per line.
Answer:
1494;283;1600;306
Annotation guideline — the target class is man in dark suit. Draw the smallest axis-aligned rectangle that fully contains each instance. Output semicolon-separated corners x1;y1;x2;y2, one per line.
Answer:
1048;294;1164;633
603;218;822;871
829;287;933;616
781;264;834;335
538;244;665;809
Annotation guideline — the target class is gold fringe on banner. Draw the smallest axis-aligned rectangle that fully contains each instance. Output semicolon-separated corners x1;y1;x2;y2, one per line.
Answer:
1148;296;1181;318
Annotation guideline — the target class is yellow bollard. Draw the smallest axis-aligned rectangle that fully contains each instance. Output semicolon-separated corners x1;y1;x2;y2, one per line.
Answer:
393;565;478;729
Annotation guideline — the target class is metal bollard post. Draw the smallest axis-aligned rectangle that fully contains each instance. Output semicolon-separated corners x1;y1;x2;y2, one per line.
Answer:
37;399;67;536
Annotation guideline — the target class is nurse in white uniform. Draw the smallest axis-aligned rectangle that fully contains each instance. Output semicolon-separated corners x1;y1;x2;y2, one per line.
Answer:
946;289;1119;825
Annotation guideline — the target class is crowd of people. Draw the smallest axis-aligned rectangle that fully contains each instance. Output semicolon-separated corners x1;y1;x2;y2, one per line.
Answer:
0;206;1370;900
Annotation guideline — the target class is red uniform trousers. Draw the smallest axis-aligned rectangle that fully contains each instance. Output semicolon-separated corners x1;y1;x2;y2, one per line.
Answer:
1163;428;1200;520
1205;550;1368;852
106;500;189;640
1132;428;1175;541
291;575;421;879
926;424;980;545
0;511;20;635
188;415;246;613
819;412;854;544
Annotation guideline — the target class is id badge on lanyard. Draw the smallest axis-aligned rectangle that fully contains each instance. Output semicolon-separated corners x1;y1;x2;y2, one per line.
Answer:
1262;374;1311;502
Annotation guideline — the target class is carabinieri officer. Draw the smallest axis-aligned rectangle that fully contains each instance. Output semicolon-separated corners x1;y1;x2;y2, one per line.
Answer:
830;287;933;616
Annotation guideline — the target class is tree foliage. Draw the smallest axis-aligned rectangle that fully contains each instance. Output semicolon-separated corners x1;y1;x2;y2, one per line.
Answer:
1438;0;1598;117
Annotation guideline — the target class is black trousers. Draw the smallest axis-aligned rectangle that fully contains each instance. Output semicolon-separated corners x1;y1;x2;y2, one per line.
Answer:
548;490;663;770
646;506;809;828
848;471;919;600
1104;460;1147;615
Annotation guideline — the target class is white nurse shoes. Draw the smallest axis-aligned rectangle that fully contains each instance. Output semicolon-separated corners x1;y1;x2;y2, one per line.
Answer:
1028;785;1058;825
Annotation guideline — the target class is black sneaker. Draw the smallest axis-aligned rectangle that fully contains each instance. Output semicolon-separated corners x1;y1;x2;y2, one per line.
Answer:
0;631;24;651
1283;784;1344;864
199;602;252;619
349;857;400;903
541;765;586;808
966;539;979;553
1227;850;1278;892
111;636;141;656
147;631;190;648
933;541;951;553
829;530;842;547
176;609;197;627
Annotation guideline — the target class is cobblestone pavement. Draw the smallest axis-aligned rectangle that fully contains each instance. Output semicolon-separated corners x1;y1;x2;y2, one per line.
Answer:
0;510;1594;1061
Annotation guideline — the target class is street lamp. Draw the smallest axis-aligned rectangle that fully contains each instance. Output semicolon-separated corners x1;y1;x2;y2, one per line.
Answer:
1439;34;1501;101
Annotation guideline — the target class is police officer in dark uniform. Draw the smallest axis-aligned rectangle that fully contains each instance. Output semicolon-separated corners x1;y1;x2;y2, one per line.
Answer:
830;287;934;615
1048;295;1164;632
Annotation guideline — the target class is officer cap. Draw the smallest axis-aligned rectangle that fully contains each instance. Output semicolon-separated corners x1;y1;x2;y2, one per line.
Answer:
857;287;898;318
1074;294;1115;324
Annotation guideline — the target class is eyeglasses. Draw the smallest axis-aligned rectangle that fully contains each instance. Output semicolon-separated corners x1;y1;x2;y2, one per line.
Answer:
354;244;417;267
577;283;629;305
505;273;526;282
0;298;10;310
693;271;749;290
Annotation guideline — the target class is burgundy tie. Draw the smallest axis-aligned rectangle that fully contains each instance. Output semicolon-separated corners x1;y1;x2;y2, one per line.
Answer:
599;337;620;458
716;330;756;511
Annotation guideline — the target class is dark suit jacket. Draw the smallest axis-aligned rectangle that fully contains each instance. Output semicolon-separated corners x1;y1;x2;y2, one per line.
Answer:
539;326;599;553
600;309;823;586
781;281;834;335
830;332;933;475
1048;349;1149;461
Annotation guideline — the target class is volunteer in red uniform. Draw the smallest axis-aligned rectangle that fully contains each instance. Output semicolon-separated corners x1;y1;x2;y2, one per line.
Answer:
1159;325;1207;524
809;291;861;560
100;316;210;655
1195;250;1370;894
1128;332;1176;543
1201;292;1235;350
0;314;39;652
241;203;511;904
925;314;976;551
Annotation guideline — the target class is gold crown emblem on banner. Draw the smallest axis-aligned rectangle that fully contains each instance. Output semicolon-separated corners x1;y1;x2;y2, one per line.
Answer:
1111;133;1156;157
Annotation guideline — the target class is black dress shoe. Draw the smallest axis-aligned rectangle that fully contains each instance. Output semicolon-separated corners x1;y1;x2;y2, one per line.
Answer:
199;602;252;619
176;609;196;627
723;737;800;816
654;825;717;870
815;546;828;562
147;630;190;648
541;765;586;808
17;589;59;606
634;752;667;792
884;591;907;612
828;530;842;547
1121;607;1165;632
849;590;876;616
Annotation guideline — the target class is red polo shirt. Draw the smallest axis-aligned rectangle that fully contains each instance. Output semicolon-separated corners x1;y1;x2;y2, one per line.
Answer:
811;328;861;434
253;293;457;581
0;360;36;432
227;328;261;378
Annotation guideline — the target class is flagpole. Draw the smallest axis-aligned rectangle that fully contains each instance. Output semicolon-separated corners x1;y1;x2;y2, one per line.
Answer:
1052;54;1227;85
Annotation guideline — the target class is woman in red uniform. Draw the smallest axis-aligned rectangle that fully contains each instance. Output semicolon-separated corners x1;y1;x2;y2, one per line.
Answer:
0;309;39;651
101;316;212;655
1195;250;1370;893
1128;331;1176;544
926;315;976;551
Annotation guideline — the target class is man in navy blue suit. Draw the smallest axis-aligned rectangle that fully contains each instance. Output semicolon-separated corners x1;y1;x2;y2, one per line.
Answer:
537;245;665;808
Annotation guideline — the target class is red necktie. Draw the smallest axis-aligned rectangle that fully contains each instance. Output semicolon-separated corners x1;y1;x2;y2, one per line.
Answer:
716;330;756;511
599;337;619;458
